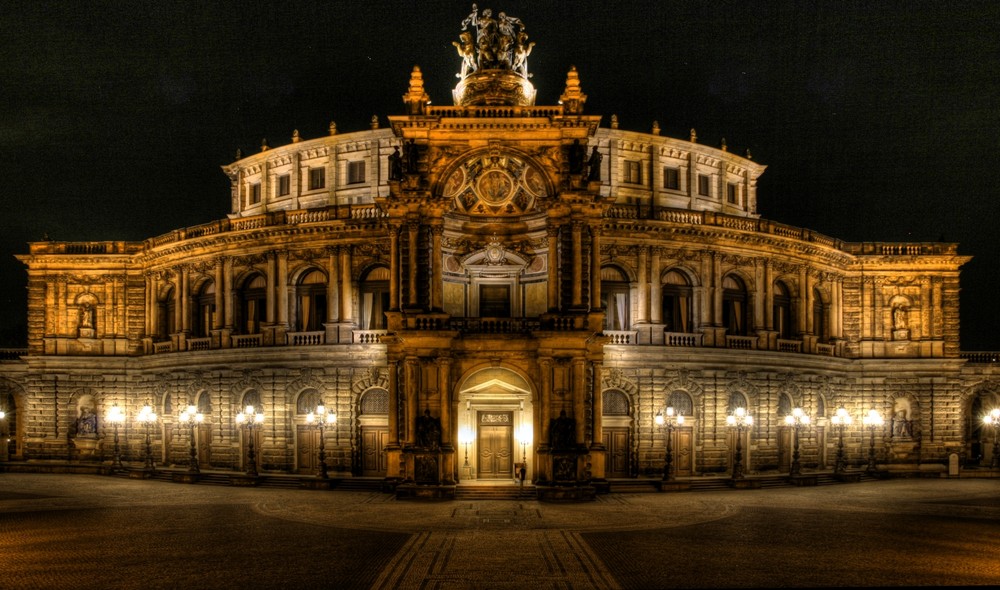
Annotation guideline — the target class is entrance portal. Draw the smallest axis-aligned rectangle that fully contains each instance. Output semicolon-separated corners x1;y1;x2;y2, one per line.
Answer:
477;412;513;478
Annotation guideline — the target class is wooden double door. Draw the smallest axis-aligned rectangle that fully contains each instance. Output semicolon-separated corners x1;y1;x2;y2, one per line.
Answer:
361;426;389;476
478;412;513;479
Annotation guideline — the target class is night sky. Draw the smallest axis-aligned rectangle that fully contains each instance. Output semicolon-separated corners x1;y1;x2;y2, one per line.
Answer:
2;1;998;349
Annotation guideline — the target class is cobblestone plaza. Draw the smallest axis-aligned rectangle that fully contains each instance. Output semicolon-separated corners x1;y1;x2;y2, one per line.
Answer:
1;474;998;589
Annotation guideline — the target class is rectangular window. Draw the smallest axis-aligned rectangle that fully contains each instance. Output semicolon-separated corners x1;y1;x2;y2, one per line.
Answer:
277;174;291;197
624;160;642;184
663;167;680;190
308;167;326;190
697;174;711;197
727;182;738;204
249;182;261;205
479;284;511;317
347;160;366;184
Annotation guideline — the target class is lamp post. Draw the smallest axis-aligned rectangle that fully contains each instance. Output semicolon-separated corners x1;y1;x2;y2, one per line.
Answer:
136;402;158;475
830;407;852;475
726;407;753;480
178;405;204;474
982;408;1000;469
862;409;884;474
305;399;336;479
106;403;125;472
0;408;6;464
518;426;532;465
783;407;810;476
459;427;472;469
235;404;264;477
654;407;685;481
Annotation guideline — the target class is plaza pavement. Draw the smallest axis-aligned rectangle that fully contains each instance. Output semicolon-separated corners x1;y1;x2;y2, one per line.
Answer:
1;473;998;589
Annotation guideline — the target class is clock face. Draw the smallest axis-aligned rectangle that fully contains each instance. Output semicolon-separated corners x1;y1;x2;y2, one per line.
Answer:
443;152;546;215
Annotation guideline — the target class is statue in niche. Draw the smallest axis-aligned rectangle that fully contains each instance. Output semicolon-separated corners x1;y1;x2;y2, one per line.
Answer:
388;146;403;181
78;303;96;337
549;410;576;450
415;409;442;450
893;306;908;330
586;146;603;182
75;404;97;437
403;139;419;174
892;409;912;438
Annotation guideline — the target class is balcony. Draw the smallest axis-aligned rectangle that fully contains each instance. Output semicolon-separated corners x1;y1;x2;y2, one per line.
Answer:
288;331;325;346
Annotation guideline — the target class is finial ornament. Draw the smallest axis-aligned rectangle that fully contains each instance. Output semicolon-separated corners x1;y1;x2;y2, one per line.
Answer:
611;114;619;129
260;138;269;152
235;148;242;160
652;121;660;135
403;65;431;115
559;66;587;115
721;137;727;152
746;148;753;160
329;121;337;136
292;129;301;143
690;128;697;143
370;115;379;130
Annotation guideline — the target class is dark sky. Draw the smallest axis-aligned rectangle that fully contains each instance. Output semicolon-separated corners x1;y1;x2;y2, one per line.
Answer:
1;1;998;349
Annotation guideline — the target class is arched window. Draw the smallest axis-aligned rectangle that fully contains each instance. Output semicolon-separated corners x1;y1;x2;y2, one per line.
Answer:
296;270;327;332
295;388;321;415
157;286;176;340
196;391;212;415
241;390;262;413
193;281;216;337
360;389;389;415
601;266;630;331
667;391;694;416
359;267;390;330
602;390;629;416
727;392;748;413
778;393;793;416
722;275;748;336
236;274;267;335
773;281;793;339
813;287;828;342
662;270;693;333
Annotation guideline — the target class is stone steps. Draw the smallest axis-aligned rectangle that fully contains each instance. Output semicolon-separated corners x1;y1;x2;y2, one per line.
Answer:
455;485;536;500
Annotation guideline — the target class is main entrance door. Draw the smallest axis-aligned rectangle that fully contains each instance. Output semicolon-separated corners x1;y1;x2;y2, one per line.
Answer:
361;426;389;476
297;426;318;474
478;411;513;479
603;427;630;478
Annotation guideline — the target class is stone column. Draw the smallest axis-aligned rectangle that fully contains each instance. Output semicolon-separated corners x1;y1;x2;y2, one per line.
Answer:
763;259;773;330
539;358;552;445
326;250;339;322
214;259;224;330
547;226;559;311
431;225;443;311
798;265;808;335
389;224;400;310
591;361;603;447
590;224;601;311
265;254;276;324
712;253;722;327
223;258;234;329
637;246;649;323
340;247;352;323
438;357;451;444
277;251;289;327
407;221;419;308
573;359;586;445
572;221;583;307
180;266;190;332
388;360;399;445
650;248;662;323
405;357;419;444
146;273;156;335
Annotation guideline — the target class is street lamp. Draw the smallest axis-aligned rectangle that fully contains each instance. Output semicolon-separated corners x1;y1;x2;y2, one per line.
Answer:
178;405;204;474
106;403;125;472
726;407;753;480
982;408;1000;469
518;425;532;466
830;407;852;474
305;399;336;479
459;426;473;469
783;407;810;476
655;407;685;481
136;402;158;474
235;404;264;477
0;408;6;463
862;408;884;474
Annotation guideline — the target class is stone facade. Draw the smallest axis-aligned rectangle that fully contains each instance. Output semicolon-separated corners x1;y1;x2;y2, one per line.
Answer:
3;9;1000;489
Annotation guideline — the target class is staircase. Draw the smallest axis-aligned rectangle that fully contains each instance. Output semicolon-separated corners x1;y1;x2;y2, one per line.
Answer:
455;484;536;500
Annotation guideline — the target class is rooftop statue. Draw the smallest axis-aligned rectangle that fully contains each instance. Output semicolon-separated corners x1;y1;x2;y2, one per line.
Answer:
459;4;532;79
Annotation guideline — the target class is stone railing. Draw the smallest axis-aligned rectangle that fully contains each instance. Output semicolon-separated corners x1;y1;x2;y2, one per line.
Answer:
288;331;325;346
452;318;541;334
353;330;387;344
0;348;27;360
664;332;702;347
604;330;637;344
187;337;211;352
960;352;1000;363
427;105;564;119
725;335;757;350
777;339;802;353
152;341;174;354
816;343;836;356
232;334;263;348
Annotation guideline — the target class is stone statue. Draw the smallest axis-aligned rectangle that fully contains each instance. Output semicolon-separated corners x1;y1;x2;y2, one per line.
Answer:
512;31;534;77
549;410;575;450
893;306;908;330
568;140;585;175
587;146;603;182
459;5;528;75
388;146;403;181
80;304;95;329
453;31;477;79
76;406;97;437
415;409;442;449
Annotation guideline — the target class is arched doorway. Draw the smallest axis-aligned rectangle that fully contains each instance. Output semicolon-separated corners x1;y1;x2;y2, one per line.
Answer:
358;388;389;476
602;389;631;478
456;367;534;482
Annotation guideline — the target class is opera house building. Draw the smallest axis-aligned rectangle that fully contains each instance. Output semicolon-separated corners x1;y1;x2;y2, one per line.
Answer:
2;8;998;498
